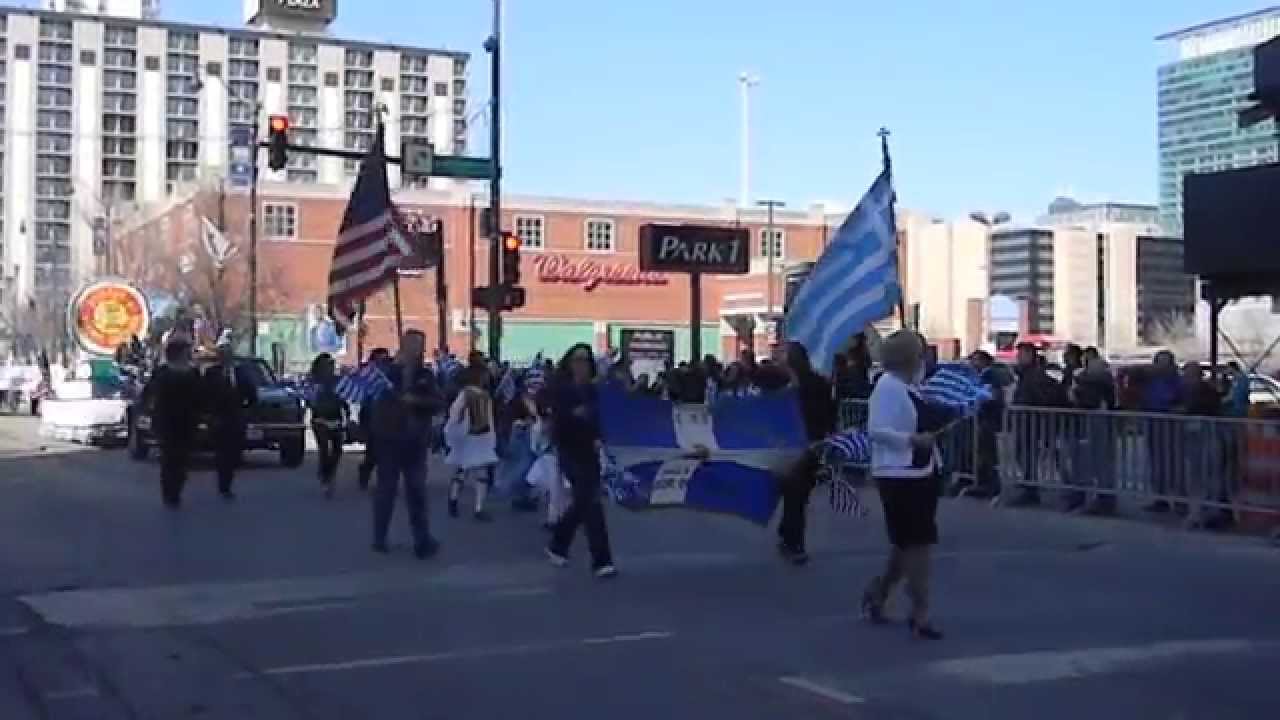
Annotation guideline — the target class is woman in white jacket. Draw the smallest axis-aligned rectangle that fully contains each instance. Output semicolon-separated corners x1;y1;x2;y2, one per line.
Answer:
445;366;500;521
861;330;944;640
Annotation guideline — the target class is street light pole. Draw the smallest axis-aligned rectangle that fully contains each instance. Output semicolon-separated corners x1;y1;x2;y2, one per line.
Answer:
738;73;759;208
485;0;503;362
248;101;261;356
757;199;785;321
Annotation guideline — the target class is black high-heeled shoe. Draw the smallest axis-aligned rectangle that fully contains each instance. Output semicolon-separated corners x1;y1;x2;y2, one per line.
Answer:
908;618;943;640
860;580;889;625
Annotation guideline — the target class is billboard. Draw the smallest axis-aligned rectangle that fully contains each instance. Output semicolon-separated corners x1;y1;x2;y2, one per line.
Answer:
248;0;338;24
1184;163;1280;276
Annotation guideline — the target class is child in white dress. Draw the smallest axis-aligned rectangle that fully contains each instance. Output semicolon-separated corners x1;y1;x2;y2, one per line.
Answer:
445;366;499;521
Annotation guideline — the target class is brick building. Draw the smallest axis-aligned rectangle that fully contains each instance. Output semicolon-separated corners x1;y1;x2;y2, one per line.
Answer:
116;183;883;370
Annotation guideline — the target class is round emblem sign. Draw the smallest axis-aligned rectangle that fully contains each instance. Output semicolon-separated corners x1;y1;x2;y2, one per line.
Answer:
69;279;151;356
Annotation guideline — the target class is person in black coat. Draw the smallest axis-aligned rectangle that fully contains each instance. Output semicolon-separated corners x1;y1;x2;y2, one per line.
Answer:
142;339;204;508
776;342;838;565
203;341;257;499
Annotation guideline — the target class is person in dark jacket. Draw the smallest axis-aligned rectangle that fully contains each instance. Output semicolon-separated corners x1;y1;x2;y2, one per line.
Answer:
368;330;444;557
776;342;837;565
203;340;257;500
308;353;348;499
143;339;203;508
355;348;392;490
545;343;617;578
1070;356;1117;514
1006;342;1064;507
965;350;1008;499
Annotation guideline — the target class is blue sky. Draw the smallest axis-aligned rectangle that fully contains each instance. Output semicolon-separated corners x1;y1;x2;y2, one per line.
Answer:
154;0;1266;219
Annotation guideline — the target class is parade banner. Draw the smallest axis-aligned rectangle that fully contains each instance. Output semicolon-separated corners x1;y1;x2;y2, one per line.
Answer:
599;386;808;525
67;279;151;357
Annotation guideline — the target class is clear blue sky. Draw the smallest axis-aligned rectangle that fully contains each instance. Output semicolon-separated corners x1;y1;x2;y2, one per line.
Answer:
153;0;1267;219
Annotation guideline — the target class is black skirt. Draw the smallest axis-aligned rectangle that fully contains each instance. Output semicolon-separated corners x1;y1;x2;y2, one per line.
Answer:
876;476;940;549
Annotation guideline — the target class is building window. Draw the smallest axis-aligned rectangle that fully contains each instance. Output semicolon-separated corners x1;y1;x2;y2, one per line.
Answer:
263;203;298;240
514;215;545;250
759;228;785;259
584;219;615;253
434;82;449;96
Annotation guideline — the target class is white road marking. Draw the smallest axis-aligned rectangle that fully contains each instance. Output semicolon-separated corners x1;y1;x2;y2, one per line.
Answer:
0;625;31;637
581;631;673;645
929;638;1263;686
485;586;553;599
778;676;865;705
45;686;99;701
248;601;354;619
235;630;674;679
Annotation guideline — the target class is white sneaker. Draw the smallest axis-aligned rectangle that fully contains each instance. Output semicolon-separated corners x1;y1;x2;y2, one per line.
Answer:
593;564;618;579
544;548;569;568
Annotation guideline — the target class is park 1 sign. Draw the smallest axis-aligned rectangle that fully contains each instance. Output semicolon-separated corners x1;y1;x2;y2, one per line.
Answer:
638;224;750;275
68;279;151;357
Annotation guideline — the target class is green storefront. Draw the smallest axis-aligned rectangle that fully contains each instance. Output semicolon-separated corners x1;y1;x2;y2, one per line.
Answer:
472;321;597;365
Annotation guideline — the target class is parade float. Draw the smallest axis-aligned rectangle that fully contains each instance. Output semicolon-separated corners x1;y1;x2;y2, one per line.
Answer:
37;278;151;445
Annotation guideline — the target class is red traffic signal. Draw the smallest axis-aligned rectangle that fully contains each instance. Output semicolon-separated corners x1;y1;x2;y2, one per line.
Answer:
266;115;290;171
501;231;521;286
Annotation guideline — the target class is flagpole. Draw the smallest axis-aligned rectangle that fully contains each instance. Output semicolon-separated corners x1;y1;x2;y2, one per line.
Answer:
878;127;908;331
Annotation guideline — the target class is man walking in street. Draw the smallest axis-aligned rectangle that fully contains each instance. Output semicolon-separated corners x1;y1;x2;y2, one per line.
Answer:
369;330;443;558
356;347;392;490
204;339;256;500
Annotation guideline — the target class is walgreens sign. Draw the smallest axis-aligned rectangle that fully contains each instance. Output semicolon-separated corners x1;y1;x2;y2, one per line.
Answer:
532;254;668;292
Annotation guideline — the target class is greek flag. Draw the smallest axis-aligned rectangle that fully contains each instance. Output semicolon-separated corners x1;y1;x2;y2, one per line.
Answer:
919;365;991;417
598;387;809;525
437;355;463;382
495;370;517;404
785;171;899;374
335;362;393;405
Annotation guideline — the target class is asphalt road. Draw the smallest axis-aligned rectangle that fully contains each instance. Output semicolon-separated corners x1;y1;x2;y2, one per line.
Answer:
1;415;1279;719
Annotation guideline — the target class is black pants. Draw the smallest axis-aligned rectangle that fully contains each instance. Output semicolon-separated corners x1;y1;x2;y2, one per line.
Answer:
213;424;244;494
159;440;191;506
549;452;613;568
358;439;377;489
312;422;344;484
778;450;818;551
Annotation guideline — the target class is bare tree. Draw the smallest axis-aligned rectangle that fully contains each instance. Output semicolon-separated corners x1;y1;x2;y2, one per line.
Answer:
1147;310;1200;361
0;284;73;364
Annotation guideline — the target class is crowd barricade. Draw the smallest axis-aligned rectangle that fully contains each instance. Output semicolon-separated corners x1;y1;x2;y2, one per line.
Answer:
837;399;978;487
998;406;1280;529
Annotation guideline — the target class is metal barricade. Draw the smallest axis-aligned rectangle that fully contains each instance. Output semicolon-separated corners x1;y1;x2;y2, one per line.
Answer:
998;406;1280;528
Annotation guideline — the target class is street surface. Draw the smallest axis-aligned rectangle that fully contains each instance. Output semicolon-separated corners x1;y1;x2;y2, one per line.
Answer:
1;415;1278;719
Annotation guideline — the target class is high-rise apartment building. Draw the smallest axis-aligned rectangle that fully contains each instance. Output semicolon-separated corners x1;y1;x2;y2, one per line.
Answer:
1157;7;1280;233
0;1;469;308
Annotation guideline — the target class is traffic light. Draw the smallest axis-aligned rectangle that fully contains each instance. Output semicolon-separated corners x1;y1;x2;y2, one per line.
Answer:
501;231;522;286
267;115;290;172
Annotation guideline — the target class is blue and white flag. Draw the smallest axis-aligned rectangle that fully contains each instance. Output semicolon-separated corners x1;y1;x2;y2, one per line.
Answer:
598;387;809;525
335;362;393;405
823;430;872;465
919;364;992;418
495;370;517;404
785;171;900;374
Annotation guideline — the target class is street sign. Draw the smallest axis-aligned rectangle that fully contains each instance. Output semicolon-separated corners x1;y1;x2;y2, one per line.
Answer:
432;155;492;180
402;139;435;177
471;285;526;311
229;125;255;188
638;224;750;275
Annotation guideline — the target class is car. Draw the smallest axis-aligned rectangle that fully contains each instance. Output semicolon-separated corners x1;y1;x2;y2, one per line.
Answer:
126;356;308;467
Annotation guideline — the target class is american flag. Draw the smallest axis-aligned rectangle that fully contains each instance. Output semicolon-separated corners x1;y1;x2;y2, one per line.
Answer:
326;123;413;329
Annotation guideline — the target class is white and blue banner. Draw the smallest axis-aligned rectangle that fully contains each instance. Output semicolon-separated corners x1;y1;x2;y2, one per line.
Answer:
598;387;809;525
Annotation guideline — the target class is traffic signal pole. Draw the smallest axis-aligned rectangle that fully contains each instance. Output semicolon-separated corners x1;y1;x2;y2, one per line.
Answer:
486;0;504;362
248;102;261;356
